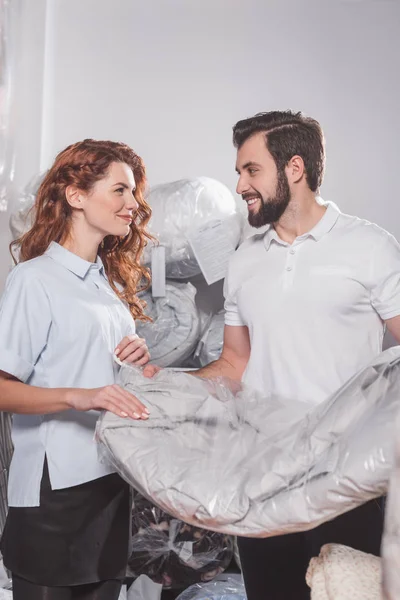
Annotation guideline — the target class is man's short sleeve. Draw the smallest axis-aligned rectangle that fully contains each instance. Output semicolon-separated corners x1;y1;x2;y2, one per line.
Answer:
223;260;245;327
0;265;52;382
370;232;400;320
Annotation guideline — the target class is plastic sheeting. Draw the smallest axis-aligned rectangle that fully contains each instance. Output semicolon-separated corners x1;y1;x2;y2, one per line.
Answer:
97;347;400;538
194;310;224;366
0;0;15;212
0;412;12;552
9;172;46;240
143;177;242;280
175;576;246;600
382;410;400;599
136;282;201;368
127;492;233;589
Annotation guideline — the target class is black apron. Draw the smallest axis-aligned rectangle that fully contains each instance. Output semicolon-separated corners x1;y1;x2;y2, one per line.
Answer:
0;459;131;586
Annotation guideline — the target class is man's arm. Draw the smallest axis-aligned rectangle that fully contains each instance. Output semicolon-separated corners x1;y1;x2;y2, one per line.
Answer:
194;324;251;381
385;315;400;343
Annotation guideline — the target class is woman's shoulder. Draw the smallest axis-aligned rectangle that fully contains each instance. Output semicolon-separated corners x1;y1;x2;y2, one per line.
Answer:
6;255;55;289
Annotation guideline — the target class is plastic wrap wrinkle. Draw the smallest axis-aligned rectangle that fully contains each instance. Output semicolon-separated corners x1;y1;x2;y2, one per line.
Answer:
143;177;242;279
175;575;246;600
97;347;400;537
382;405;400;599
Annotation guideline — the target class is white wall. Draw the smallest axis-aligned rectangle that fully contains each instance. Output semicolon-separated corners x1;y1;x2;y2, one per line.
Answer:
39;0;400;233
0;0;47;290
2;0;400;292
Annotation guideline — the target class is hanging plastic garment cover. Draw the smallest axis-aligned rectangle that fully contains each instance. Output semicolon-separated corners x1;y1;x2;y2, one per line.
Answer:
142;177;242;279
9;172;47;240
194;310;225;367
97;347;400;538
0;412;12;551
136;282;200;368
381;408;400;599
127;492;233;589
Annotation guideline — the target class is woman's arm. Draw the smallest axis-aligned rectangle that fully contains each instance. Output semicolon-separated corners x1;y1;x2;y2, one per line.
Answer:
0;371;149;419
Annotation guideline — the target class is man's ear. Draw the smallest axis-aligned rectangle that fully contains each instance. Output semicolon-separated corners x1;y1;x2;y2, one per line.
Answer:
286;155;305;185
65;185;85;209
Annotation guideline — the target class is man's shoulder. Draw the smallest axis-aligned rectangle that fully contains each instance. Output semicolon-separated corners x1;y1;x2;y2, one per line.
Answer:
337;211;398;246
232;231;266;261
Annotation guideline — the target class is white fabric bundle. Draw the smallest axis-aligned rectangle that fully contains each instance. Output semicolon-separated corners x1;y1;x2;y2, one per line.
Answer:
97;347;400;537
306;544;381;600
194;311;224;366
143;177;242;279
136;282;200;368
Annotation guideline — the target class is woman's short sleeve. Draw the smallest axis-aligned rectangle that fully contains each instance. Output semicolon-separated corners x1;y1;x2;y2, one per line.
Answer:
0;264;52;382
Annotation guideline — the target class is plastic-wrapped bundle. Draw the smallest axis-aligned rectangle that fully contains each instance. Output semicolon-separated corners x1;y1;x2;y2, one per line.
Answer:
175;576;246;600
0;412;12;547
97;347;400;538
194;311;224;366
127;492;233;589
143;177;242;279
382;411;400;599
136;282;200;368
9;172;46;239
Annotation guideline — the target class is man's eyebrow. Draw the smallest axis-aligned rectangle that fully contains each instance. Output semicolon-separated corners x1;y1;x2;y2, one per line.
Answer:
235;161;262;174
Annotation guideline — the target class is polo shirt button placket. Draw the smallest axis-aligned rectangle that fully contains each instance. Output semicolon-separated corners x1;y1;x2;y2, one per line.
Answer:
283;246;297;288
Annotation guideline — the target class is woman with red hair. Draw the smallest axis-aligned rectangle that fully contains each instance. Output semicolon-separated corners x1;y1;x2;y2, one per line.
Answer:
0;139;154;600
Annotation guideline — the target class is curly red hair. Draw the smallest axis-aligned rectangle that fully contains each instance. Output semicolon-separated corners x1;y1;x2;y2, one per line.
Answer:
10;139;153;321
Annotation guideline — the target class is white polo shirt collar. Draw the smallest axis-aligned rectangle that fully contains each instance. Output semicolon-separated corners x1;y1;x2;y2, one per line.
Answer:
263;202;341;251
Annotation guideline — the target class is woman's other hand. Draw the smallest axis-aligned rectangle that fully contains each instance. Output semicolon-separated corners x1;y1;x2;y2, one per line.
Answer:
115;335;150;366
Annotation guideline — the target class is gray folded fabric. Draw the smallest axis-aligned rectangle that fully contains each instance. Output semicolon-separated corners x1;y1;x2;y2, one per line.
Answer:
136;282;200;368
97;348;400;537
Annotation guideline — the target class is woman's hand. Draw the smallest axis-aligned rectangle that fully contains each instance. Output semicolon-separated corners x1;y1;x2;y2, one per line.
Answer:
68;385;150;419
115;334;150;366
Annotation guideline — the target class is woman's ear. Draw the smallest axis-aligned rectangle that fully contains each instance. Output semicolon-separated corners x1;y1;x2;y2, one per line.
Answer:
65;185;85;209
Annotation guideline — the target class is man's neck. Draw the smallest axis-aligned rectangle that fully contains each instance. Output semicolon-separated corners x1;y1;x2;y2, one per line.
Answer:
273;193;327;244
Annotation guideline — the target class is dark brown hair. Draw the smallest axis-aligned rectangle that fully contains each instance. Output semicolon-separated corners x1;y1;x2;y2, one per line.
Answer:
233;110;325;192
10;139;153;321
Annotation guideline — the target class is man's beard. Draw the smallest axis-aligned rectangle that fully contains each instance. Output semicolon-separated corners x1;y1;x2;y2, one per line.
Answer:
247;169;291;228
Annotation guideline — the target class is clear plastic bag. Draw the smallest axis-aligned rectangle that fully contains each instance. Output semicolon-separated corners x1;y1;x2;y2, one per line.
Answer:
0;412;12;548
97;347;400;538
127;492;233;590
175;576;246;600
136;282;200;368
382;409;400;600
194;311;225;366
9;172;46;240
143;177;242;280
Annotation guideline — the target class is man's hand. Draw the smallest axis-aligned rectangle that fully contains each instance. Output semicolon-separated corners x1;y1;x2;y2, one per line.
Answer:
115;335;150;366
142;364;162;378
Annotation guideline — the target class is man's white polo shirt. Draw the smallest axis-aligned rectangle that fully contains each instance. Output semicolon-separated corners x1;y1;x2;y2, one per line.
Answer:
224;202;400;405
